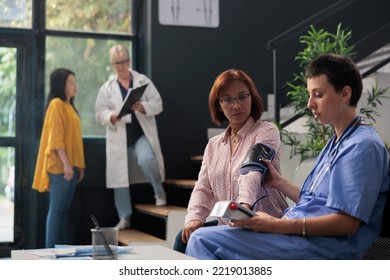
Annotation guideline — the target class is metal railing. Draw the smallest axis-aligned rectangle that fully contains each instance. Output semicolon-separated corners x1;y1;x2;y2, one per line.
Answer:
267;0;359;127
279;54;390;129
267;0;390;129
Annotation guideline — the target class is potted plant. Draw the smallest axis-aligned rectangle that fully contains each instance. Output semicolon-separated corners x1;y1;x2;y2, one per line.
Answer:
282;24;389;162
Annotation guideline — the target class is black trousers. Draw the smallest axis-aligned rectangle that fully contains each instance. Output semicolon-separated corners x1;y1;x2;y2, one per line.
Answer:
172;219;219;253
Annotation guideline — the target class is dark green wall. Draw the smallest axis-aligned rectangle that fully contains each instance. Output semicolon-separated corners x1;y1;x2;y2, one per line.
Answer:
148;0;360;179
147;0;390;180
20;0;390;249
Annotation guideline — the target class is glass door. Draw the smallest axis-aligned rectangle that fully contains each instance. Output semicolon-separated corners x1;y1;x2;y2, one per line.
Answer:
0;0;34;256
0;35;33;256
0;46;16;244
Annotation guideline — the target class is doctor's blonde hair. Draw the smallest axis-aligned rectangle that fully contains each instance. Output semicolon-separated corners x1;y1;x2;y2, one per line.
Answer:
109;45;130;63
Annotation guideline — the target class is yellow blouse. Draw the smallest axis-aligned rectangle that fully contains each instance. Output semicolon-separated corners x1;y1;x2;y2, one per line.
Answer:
32;98;85;192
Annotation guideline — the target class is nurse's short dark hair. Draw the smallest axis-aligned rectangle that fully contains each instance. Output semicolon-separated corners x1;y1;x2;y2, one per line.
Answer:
305;53;362;107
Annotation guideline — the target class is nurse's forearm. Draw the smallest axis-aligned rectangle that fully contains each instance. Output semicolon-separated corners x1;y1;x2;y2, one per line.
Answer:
276;212;361;236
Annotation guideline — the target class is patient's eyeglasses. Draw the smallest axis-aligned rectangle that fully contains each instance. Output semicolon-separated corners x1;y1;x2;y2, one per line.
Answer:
219;93;251;106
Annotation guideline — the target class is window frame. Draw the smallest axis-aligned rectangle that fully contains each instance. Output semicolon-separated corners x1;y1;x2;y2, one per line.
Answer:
0;0;141;254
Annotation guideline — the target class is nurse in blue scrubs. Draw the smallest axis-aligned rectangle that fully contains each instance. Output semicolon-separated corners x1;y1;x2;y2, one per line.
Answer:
185;53;389;260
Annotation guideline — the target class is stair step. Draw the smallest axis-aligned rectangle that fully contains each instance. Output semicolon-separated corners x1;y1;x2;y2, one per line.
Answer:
134;204;187;218
189;156;203;179
118;229;164;245
164;179;196;189
190;155;203;162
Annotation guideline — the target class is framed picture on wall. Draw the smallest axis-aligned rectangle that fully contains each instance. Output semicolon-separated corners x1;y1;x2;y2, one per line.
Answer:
158;0;219;28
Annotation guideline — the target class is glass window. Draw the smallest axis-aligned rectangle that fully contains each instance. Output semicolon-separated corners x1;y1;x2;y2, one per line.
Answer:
45;36;132;136
0;47;16;137
0;0;32;29
46;0;133;35
0;47;16;244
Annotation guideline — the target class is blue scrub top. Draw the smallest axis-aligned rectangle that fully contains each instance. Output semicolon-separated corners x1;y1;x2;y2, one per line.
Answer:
284;123;389;258
186;119;389;260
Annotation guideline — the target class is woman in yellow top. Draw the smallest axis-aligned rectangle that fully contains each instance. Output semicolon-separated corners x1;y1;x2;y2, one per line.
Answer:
32;68;85;248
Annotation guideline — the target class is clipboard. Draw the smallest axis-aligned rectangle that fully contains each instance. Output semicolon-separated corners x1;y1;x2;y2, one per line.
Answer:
118;84;148;118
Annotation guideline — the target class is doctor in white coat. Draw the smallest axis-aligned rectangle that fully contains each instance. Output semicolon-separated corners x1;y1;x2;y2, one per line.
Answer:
95;45;166;230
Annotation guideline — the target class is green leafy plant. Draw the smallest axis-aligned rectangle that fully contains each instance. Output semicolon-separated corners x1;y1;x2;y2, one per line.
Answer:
282;24;389;162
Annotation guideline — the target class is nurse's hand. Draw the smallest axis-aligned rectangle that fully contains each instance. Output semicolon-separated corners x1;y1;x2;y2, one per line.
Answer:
263;160;302;202
262;160;288;190
229;212;276;233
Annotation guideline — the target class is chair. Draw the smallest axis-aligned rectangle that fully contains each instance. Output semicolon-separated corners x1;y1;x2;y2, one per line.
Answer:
362;160;390;260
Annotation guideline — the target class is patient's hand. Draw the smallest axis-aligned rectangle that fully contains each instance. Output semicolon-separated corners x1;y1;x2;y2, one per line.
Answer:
182;220;203;243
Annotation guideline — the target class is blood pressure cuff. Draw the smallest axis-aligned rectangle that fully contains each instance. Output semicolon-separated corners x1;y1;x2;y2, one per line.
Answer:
240;143;275;175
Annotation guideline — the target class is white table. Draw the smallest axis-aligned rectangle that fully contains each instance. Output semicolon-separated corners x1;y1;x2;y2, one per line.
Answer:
11;244;194;260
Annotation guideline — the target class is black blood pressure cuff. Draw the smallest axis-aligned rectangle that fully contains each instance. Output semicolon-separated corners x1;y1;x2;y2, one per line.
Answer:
240;143;275;175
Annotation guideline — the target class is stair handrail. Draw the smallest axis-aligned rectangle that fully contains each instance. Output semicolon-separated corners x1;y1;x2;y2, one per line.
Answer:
267;0;359;126
354;22;390;61
267;0;358;50
280;112;305;129
361;56;390;79
280;55;390;129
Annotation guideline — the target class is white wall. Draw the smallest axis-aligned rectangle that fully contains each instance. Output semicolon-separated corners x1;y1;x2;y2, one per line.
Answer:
360;73;390;147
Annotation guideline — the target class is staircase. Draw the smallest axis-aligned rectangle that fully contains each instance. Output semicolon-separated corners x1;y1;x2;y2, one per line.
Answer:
119;52;390;249
118;178;196;249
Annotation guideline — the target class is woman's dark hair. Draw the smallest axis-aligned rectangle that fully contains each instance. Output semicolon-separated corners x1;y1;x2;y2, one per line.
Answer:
305;53;362;107
208;69;264;126
45;68;78;113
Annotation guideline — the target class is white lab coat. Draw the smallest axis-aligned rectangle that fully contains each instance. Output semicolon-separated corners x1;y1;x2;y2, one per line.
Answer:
95;70;165;188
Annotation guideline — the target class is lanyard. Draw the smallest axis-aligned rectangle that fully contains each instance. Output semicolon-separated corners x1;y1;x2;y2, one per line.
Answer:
308;116;365;195
326;116;364;162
